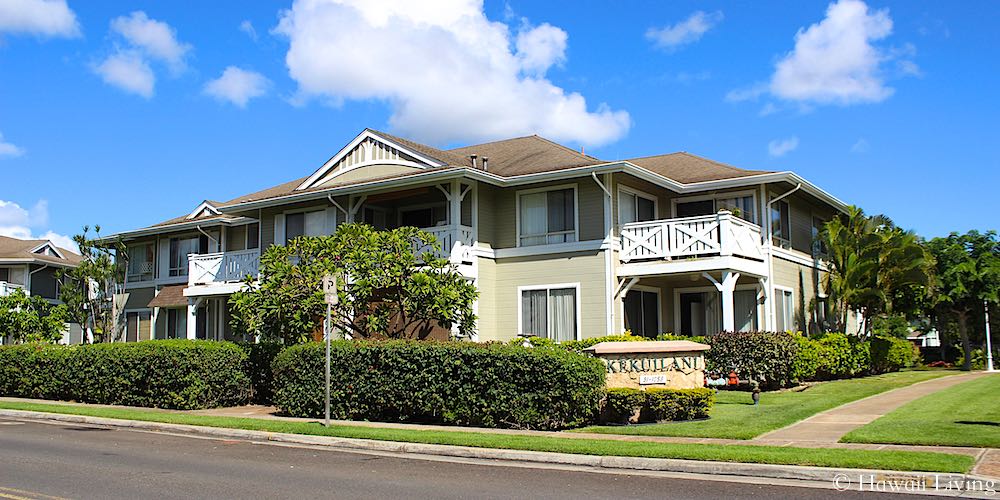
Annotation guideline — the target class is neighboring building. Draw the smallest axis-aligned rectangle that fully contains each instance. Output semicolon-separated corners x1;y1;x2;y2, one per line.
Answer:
0;235;84;344
107;128;855;342
908;329;941;348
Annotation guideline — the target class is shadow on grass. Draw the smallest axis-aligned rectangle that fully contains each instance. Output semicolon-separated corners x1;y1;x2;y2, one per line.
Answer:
955;420;1000;427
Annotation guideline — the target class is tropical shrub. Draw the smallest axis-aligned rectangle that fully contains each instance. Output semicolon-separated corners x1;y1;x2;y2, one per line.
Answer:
643;388;714;421
602;388;644;424
237;341;284;404
870;334;919;374
0;289;68;343
697;331;799;390
0;340;250;409
271;340;605;430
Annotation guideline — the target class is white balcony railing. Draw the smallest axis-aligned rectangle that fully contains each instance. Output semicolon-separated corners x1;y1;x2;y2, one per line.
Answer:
620;211;765;263
0;281;25;297
188;249;261;286
418;224;475;262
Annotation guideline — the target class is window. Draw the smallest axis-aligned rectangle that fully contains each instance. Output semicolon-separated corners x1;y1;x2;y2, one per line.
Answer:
126;243;155;282
520;285;578;341
770;200;791;248
675;199;715;218
246;223;259;249
227;223;260;251
814;297;829;333
734;289;759;332
400;205;448;228
518;187;576;246
362;207;389;230
619;190;656;225
775;288;795;332
286;210;325;243
125;310;151;342
168;236;200;277
624;289;659;338
676;194;756;223
166;308;186;339
811;216;827;257
0;267;9;282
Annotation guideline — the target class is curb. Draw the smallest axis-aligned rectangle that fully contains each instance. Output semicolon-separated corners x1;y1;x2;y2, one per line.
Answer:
1;409;993;497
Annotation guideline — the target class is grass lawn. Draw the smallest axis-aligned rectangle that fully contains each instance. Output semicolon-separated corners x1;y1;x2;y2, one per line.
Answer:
576;370;954;440
0;400;973;473
842;373;1000;448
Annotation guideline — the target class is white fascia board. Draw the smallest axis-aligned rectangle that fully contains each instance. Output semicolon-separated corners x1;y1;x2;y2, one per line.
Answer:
102;216;257;242
295;129;446;191
186;201;221;220
0;258;77;269
28;241;66;260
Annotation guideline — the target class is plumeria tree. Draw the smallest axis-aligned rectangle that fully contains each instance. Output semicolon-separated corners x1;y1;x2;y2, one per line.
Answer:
229;223;478;343
0;288;68;343
57;225;122;343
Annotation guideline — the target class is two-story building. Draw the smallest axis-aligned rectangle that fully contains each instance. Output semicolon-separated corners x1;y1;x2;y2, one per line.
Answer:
0;235;84;344
108;129;854;342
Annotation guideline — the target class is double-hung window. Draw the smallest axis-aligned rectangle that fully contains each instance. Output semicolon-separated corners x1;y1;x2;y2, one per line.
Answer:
774;288;795;332
168;236;200;277
285;210;325;243
518;187;576;246
619;189;656;225
520;285;578;341
770;200;791;248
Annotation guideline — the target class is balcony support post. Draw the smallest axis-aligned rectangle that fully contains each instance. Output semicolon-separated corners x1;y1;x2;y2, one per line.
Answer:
186;297;203;340
703;270;740;332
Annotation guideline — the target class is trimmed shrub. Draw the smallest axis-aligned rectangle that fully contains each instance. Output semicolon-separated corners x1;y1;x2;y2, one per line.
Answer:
237;341;284;404
700;331;799;390
512;332;649;354
0;340;250;409
644;388;714;421
602;388;644;424
870;334;918;374
271;340;605;430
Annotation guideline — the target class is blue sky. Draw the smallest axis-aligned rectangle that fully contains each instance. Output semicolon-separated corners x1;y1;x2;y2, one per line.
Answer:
0;0;996;249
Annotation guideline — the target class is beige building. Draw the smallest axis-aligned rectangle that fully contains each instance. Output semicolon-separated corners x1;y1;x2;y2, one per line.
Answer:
0;235;84;344
108;129;852;342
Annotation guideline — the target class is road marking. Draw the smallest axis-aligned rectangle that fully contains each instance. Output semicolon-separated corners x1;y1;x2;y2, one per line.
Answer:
0;422;25;426
0;487;69;500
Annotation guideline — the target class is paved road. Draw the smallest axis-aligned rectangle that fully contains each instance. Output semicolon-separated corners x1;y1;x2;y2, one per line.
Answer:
0;417;932;500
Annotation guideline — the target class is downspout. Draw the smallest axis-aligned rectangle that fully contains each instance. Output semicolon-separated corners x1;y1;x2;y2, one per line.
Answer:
764;183;802;330
195;225;219;249
592;172;615;335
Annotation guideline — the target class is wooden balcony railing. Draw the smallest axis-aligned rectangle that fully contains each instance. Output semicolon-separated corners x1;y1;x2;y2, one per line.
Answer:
188;249;261;286
620;211;765;263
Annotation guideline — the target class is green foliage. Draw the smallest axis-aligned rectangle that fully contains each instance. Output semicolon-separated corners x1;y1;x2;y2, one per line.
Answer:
0;340;250;409
870;335;919;374
871;315;911;339
792;333;915;381
230;224;478;343
512;332;650;353
57;225;121;342
819;206;932;334
602;388;644;424
271;340;605;430
236;341;284;404
644;388;715;421
698;331;799;390
0;288;68;343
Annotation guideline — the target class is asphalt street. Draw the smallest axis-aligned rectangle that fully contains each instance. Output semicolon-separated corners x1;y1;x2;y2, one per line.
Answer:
0;417;935;499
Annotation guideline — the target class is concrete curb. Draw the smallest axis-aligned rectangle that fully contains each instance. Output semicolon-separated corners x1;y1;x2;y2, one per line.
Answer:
1;408;993;497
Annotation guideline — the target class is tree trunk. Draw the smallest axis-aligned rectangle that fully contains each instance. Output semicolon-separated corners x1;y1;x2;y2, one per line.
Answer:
957;310;972;371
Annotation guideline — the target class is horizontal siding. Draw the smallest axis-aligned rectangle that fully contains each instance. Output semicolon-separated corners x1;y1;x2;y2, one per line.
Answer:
773;256;826;333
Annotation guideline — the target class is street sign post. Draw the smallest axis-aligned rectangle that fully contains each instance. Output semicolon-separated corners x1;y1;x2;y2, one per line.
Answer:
322;274;340;427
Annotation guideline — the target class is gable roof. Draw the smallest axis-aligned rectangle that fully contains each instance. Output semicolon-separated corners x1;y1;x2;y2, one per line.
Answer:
447;135;604;176
625;152;773;184
0;235;82;267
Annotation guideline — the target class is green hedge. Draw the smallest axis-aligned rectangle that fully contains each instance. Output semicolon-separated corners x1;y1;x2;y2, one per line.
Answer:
602;388;645;424
0;340;250;409
600;387;715;424
272;340;605;430
793;333;917;381
236;341;284;404
695;331;799;390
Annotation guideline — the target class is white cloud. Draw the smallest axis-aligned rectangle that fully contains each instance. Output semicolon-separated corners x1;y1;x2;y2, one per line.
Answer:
0;132;25;158
768;136;799;157
850;137;869;153
0;199;76;252
646;11;723;51
515;23;567;75
204;66;270;107
110;11;191;73
730;0;913;108
93;51;154;98
0;0;80;38
274;0;630;147
240;20;258;41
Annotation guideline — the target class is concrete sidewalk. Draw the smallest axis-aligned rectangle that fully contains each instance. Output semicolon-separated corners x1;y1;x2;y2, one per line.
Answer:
754;372;988;445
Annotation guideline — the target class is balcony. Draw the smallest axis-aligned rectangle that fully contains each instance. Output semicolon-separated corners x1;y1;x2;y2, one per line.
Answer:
417;224;475;263
188;249;261;287
619;212;766;276
0;281;25;297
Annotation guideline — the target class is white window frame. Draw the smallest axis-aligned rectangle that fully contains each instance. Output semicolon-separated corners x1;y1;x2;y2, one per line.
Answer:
672;190;758;223
773;285;795;332
770;199;791;249
516;282;582;341
123;308;153;342
623;284;661;338
126;242;156;283
617;185;659;226
283;206;328;243
167;234;201;277
515;183;579;247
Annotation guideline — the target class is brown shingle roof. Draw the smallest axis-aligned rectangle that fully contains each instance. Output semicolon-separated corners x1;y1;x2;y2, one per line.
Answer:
147;284;187;308
447;135;603;175
625;152;773;183
0;235;82;266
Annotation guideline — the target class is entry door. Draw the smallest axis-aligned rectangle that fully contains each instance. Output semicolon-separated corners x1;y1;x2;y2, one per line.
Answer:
624;290;659;338
679;292;721;336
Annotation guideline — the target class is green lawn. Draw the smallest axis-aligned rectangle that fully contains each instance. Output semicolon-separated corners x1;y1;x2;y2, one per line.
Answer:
577;370;954;440
0;400;973;473
842;373;1000;448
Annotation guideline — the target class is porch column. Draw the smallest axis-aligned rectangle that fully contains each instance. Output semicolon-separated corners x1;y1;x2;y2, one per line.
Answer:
758;277;772;331
186;297;201;340
704;271;740;332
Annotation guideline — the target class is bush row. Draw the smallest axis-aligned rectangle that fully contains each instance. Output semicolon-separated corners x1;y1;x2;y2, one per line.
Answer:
0;340;250;409
603;387;714;424
792;333;918;381
271;340;606;430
